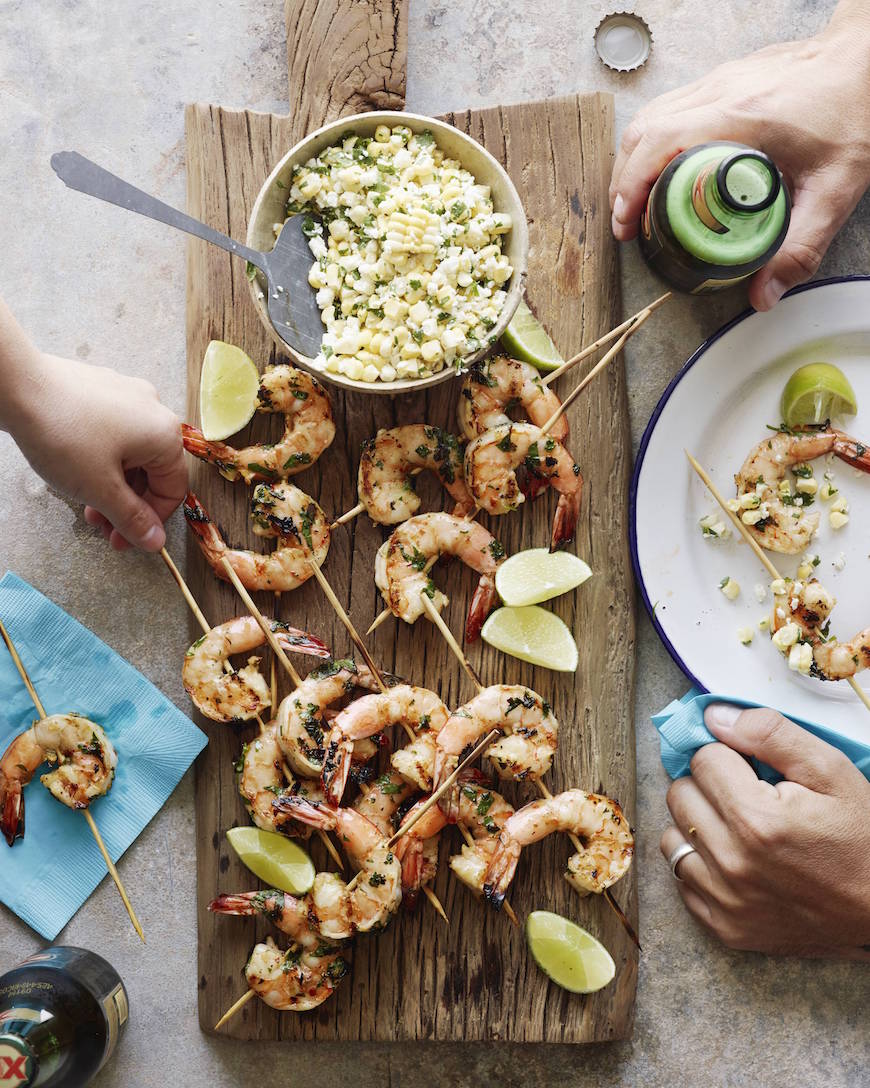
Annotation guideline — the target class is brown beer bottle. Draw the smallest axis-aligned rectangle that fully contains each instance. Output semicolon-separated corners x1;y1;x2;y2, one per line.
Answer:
0;947;128;1087
639;141;791;293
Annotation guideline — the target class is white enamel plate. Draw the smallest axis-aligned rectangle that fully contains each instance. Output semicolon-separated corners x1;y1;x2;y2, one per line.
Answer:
631;277;870;743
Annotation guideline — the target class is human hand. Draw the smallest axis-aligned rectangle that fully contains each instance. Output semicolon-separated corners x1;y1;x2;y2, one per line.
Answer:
610;7;870;310
12;352;186;551
660;704;870;959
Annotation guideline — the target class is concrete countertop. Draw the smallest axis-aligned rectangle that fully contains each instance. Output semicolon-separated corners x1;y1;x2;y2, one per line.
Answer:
1;1;867;1084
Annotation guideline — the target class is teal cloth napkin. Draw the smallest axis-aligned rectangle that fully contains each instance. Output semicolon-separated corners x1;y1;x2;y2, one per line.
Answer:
652;688;870;784
0;572;207;939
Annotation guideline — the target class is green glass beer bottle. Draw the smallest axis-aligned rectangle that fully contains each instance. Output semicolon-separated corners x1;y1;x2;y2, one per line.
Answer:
0;947;128;1087
638;141;791;293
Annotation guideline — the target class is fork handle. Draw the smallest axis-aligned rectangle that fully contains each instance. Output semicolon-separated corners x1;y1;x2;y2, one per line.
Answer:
50;151;267;271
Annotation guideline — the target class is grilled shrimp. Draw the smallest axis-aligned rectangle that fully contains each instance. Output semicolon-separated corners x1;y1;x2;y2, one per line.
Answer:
182;614;328;723
322;685;450;804
242;935;349;1013
237;722;327;838
182;364;335;484
210;889;350;1012
446;772;516;896
0;714;117;846
184;488;330;593
392;796;446;908
357;425;475;524
483;790;634;908
734;429;870;554
458;356;568;443
351;770;416;838
464;422;582;550
771;577;870;680
276;661;382;778
433;685;558;791
275;798;402;933
374;512;505;643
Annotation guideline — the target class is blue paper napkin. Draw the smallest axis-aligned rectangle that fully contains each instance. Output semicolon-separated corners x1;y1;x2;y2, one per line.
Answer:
0;572;207;939
652;687;870;784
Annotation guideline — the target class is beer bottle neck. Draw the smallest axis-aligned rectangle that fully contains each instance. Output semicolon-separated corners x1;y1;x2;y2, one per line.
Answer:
691;151;780;234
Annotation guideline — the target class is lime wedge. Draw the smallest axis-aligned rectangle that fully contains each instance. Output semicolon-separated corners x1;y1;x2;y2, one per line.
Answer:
501;299;563;372
496;548;592;607
526;910;616;994
199;340;260;441
226;826;315;894
780;363;857;428
481;605;578;671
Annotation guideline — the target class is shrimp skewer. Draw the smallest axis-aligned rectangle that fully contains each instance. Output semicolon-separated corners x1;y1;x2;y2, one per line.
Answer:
321;685;450;805
182;364;335;484
770;577;870;681
734;428;870;554
0;620;143;941
209;889;351;1012
464;421;582;550
184;488;330;594
182;615;328;723
458;357;569;443
687;450;870;715
374;512;505;643
482;790;634;907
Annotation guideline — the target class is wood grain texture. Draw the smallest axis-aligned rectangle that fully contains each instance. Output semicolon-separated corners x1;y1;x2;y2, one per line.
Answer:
186;0;635;1044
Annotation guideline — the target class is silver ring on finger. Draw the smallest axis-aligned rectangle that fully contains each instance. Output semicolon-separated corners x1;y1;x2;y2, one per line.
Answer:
667;841;697;882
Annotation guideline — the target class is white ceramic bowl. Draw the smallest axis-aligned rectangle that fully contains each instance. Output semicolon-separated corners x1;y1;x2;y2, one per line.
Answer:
246;110;528;395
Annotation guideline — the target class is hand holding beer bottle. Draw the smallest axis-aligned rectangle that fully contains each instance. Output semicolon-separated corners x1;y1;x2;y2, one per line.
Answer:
610;0;870;310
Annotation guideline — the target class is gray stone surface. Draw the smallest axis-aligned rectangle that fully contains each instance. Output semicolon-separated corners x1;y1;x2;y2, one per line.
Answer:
1;0;868;1084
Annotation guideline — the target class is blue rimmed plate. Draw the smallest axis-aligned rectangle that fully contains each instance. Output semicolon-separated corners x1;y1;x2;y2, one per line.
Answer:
631;277;870;743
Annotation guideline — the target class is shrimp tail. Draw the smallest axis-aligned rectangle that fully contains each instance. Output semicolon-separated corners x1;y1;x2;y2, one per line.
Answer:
183;491;231;573
273;795;337;831
181;424;241;481
517;465;550;503
465;574;498;643
550;481;582;551
832;432;870;473
0;776;24;847
394;837;424;909
208;892;260;917
482;836;520;910
274;624;331;661
321;736;353;806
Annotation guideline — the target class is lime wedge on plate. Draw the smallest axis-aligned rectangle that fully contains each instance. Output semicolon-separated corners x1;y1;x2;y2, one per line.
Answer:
226;827;315;894
501;300;563;372
496;548;592;607
780;363;857;428
199;340;260;441
481;605;578;671
526;910;615;994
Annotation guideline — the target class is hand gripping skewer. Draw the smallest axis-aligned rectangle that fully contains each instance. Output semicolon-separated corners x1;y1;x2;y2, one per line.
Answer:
0;619;145;943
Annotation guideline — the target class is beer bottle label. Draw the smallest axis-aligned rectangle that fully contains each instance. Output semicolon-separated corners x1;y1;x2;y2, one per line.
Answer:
99;985;128;1069
0;1033;36;1086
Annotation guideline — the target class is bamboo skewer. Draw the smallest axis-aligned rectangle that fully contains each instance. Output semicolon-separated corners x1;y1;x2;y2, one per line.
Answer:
214;988;255;1030
330;501;365;531
418;592;639;947
0;619;145;943
686;451;870;715
218;558;303;689
540;291;671;387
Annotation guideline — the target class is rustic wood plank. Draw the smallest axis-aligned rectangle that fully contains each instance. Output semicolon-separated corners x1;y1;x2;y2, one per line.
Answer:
187;0;635;1044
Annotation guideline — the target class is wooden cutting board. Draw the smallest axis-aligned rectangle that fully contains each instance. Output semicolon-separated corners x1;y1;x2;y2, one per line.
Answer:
185;0;636;1043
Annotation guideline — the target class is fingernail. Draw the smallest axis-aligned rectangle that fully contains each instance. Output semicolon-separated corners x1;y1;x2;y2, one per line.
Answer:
141;524;165;551
704;703;741;733
613;193;625;222
760;277;786;310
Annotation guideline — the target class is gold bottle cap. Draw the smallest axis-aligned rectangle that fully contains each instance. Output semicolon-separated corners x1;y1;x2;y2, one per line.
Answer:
594;12;652;73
